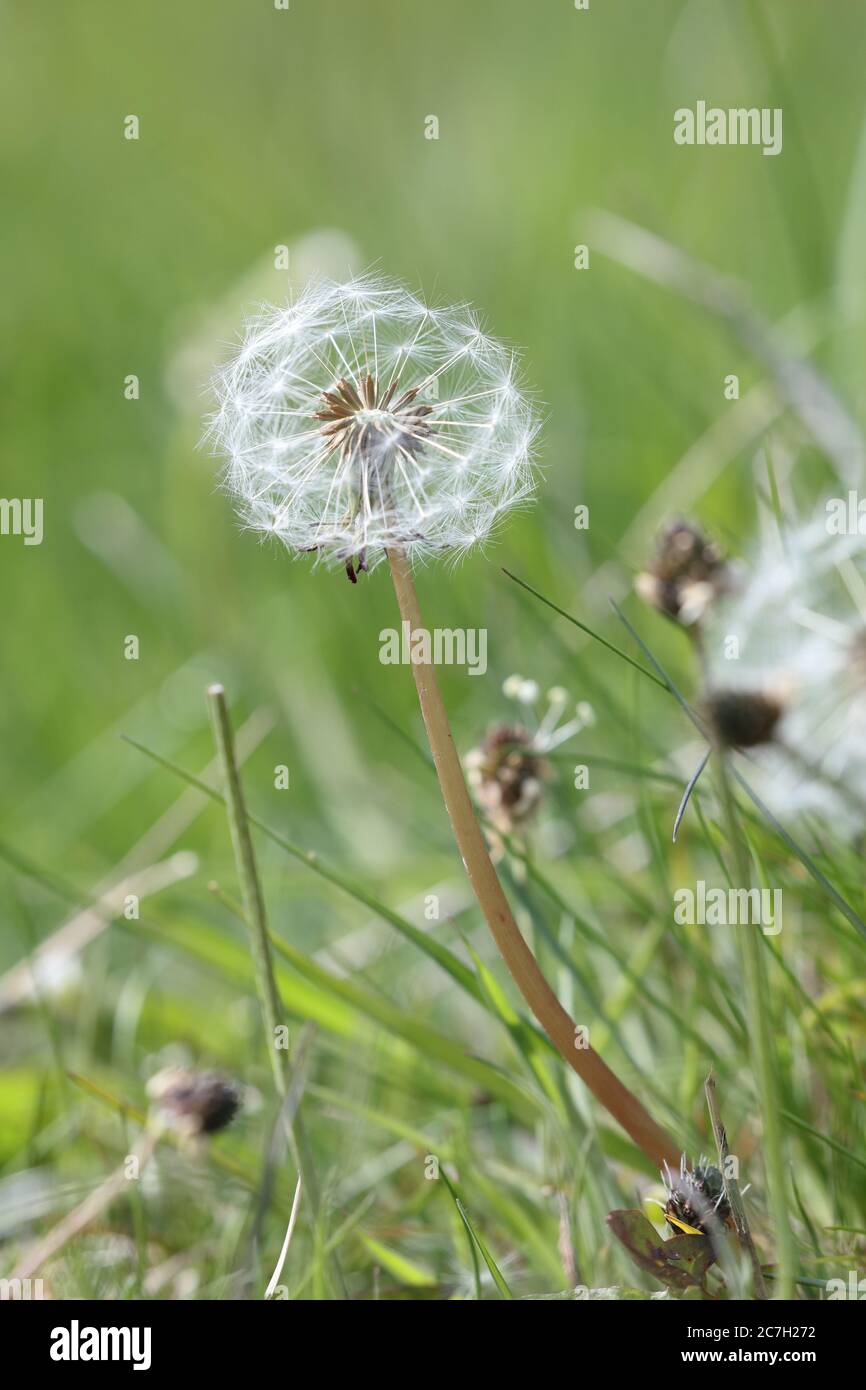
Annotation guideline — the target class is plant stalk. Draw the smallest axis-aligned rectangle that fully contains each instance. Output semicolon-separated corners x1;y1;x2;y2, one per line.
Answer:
705;1070;768;1299
207;683;346;1297
387;549;680;1169
715;754;794;1299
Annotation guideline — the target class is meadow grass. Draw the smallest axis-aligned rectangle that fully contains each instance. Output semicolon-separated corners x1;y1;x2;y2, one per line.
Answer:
2;0;866;1300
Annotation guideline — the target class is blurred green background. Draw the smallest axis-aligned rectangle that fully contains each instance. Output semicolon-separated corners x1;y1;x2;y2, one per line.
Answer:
2;0;866;1298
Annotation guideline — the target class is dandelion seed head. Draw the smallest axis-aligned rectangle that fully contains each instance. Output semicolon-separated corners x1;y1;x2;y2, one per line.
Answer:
206;274;540;574
702;517;866;828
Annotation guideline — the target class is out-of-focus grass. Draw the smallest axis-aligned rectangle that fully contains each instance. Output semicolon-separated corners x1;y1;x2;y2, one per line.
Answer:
1;0;865;1297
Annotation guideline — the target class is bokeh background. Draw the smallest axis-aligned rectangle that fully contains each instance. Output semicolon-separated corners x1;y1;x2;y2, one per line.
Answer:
2;0;865;1298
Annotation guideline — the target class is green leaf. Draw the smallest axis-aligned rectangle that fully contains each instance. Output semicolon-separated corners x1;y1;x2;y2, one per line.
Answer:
607;1208;714;1294
358;1234;437;1288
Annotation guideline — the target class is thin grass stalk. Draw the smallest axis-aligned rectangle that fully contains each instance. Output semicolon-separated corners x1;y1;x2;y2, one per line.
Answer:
715;755;795;1298
206;683;346;1297
386;548;680;1169
705;1070;768;1299
208;687;285;1076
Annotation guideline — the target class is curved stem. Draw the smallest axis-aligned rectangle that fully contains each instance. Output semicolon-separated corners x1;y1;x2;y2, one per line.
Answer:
387;548;680;1169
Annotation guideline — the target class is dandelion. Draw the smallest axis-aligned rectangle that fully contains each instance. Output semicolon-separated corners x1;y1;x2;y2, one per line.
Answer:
680;516;866;1300
700;517;866;828
207;273;539;582
207;273;680;1170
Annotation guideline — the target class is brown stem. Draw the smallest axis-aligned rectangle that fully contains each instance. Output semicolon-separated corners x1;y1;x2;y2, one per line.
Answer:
387;548;680;1169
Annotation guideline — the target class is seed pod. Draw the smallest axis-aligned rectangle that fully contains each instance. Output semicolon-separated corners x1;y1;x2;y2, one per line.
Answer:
146;1067;241;1144
704;688;784;749
662;1157;732;1236
636;519;731;626
465;724;549;835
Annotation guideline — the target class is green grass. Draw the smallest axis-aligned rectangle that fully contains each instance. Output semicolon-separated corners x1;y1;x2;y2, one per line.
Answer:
1;0;866;1300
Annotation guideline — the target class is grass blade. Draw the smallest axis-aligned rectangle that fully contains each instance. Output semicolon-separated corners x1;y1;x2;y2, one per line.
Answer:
439;1169;513;1299
502;568;667;690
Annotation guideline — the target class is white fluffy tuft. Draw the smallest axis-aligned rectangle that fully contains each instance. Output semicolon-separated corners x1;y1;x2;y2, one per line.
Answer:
704;518;866;828
205;273;540;572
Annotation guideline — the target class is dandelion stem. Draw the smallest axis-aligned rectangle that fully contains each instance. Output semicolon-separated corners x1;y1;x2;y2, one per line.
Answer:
386;548;680;1169
715;755;795;1299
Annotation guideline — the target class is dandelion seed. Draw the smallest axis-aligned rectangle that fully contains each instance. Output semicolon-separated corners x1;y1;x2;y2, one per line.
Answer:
206;273;540;578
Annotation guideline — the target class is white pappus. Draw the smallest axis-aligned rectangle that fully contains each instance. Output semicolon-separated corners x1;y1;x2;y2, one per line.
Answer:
702;517;866;830
205;273;540;581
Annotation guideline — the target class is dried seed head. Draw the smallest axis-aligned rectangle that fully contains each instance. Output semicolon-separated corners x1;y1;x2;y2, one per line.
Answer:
636;519;731;625
704;688;785;749
465;724;549;835
465;678;593;838
146;1067;241;1143
205;274;539;577
661;1156;731;1236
